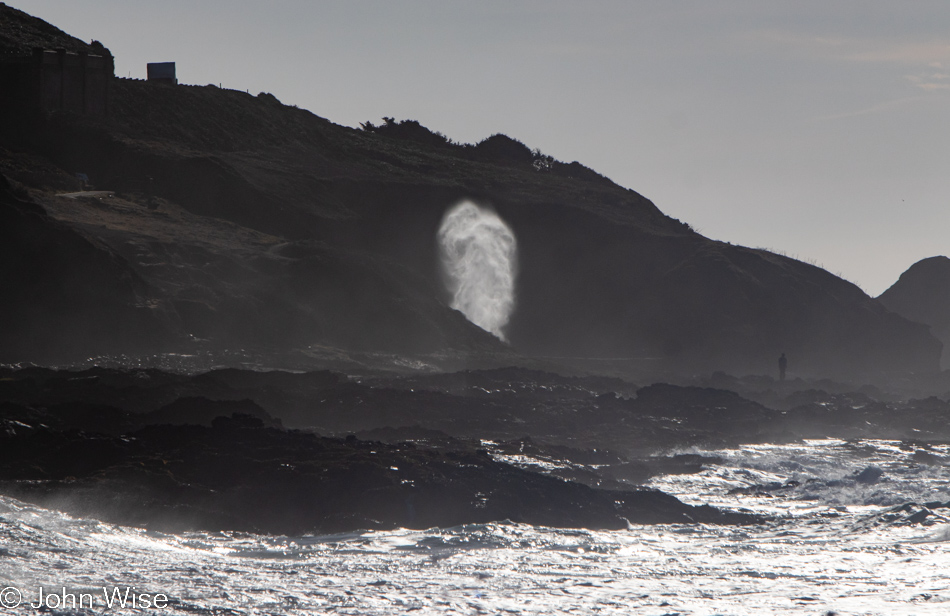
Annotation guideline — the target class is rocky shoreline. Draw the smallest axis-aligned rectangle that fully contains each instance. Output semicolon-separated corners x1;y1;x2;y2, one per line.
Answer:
5;364;950;534
0;400;755;535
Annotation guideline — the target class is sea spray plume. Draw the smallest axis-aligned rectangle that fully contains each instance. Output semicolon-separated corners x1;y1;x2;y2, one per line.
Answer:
438;201;517;341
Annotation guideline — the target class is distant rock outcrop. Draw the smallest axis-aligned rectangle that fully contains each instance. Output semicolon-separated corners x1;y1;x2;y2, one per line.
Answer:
878;256;950;368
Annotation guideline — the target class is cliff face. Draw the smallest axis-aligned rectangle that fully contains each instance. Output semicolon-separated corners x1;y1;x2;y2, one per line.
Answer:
0;7;940;379
0;174;170;363
878;256;950;369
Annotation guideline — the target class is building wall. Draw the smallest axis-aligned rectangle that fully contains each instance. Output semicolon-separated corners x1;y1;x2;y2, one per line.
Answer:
83;54;111;116
39;50;63;111
0;48;114;117
61;52;85;112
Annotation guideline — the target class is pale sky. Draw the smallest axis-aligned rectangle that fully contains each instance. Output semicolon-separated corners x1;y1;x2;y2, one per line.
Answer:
12;1;950;296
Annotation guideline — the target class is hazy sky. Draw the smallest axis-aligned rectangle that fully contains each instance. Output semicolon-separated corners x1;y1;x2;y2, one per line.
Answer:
13;1;950;295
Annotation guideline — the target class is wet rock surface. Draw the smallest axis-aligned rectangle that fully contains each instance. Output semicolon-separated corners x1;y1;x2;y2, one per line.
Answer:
0;367;770;534
0;408;755;534
4;365;950;534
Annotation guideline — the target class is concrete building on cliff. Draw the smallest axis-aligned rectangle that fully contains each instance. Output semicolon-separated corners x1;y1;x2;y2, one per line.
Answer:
0;46;114;117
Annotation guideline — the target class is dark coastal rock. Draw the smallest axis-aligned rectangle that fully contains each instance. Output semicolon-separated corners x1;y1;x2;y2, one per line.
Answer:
852;502;949;529
0;410;759;534
853;466;884;484
7;365;950;534
912;449;946;465
906;509;930;524
728;480;803;497
0;369;777;533
7;366;950;464
145;396;280;428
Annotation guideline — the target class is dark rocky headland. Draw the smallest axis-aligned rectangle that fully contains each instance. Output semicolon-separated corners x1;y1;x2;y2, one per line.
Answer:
2;4;949;534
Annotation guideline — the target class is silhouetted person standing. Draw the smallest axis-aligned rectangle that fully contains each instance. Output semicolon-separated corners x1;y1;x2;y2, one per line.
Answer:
778;353;787;381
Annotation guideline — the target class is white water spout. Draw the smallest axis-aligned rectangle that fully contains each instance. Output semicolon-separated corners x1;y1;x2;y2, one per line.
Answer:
437;201;517;341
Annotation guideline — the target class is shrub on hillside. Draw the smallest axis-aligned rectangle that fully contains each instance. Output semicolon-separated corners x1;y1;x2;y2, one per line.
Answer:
360;117;454;148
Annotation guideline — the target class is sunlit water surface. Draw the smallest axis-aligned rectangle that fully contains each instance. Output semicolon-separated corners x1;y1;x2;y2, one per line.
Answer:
2;439;950;615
